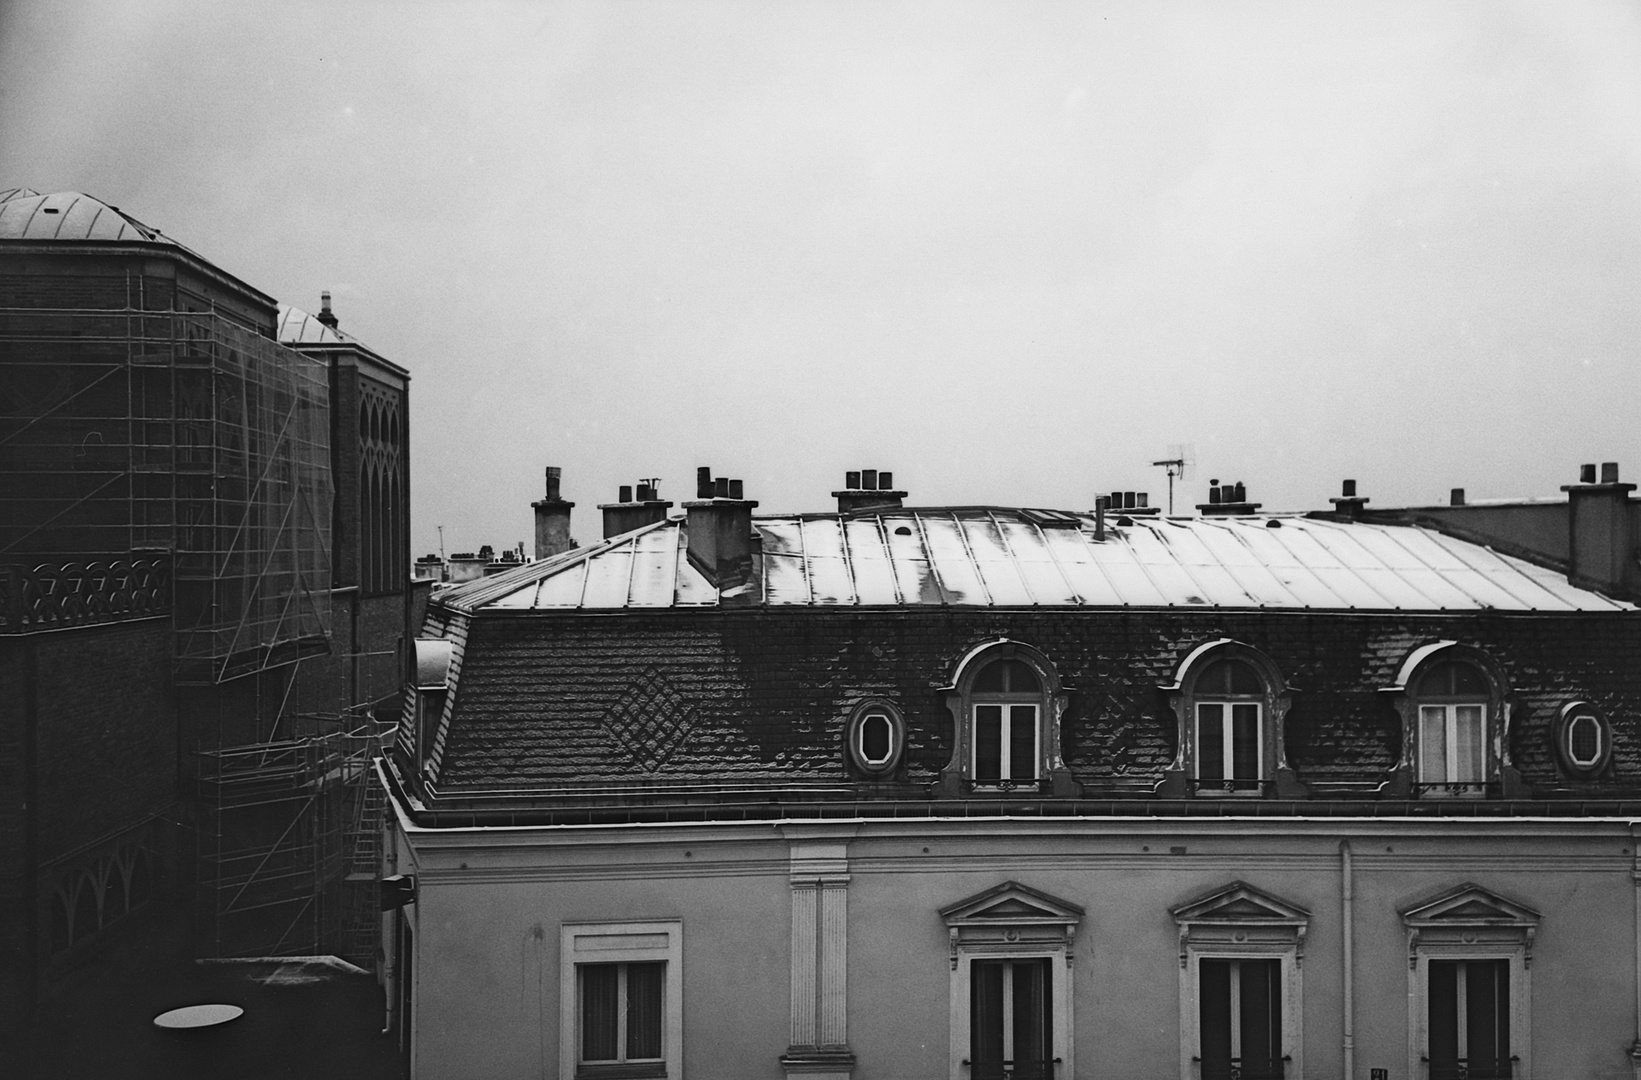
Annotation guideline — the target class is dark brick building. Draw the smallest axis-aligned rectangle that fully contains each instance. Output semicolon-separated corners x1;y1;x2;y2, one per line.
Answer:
383;467;1641;1080
0;188;415;1066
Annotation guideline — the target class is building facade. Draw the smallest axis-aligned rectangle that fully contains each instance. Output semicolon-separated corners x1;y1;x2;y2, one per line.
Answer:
382;468;1641;1080
0;188;413;1064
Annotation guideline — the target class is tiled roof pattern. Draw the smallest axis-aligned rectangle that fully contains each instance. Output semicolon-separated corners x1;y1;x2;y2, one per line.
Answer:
421;606;1641;793
447;511;1629;614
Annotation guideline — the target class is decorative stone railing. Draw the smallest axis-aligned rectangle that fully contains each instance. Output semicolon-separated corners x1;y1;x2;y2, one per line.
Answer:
0;557;170;632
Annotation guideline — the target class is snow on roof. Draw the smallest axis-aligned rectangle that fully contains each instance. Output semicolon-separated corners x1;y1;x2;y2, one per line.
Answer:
442;509;1631;614
0;190;177;244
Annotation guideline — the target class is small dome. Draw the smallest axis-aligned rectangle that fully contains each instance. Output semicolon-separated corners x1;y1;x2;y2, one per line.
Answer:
278;304;354;345
0;190;176;244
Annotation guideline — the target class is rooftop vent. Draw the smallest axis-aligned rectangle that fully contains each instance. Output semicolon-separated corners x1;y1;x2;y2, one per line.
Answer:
317;290;338;330
1329;478;1369;519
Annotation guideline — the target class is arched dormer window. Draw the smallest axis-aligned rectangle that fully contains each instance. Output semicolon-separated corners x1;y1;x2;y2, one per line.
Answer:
1382;642;1517;799
1161;640;1300;798
938;640;1073;796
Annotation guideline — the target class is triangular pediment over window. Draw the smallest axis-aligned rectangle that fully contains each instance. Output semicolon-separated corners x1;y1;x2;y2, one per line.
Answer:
1399;883;1541;928
1170;881;1311;926
939;880;1085;927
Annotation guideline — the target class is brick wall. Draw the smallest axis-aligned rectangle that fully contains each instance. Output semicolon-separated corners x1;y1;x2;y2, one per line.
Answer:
427;607;1641;793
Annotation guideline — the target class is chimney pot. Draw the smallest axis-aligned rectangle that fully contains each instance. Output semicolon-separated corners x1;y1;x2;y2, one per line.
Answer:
1123;491;1136;509
619;485;633;503
1342;479;1356;498
879;471;893;490
1094;496;1107;541
712;476;728;498
544;466;562;501
697;467;713;499
846;470;861;489
728;478;744;500
862;469;878;490
1451;488;1465;506
636;482;655;502
1209;485;1222;505
1602;462;1619;484
1581;463;1597;484
1234;482;1246;503
1137;492;1148;508
533;466;574;557
316;290;338;329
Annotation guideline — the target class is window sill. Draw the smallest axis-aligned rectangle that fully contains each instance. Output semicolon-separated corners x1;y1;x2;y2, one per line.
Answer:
576;1063;667;1080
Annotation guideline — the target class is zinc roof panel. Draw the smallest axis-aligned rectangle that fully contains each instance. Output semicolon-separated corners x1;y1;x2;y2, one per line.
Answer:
580;544;634;607
883;515;945;604
627;527;679;607
1121;526;1217;605
533;562;588;607
996;519;1080;604
762;552;812;604
964;517;1035;605
799;519;857;604
922;516;989;604
1230;525;1340;606
758;521;804;557
1085;533;1171;606
1037;529;1119;605
842;520;900;604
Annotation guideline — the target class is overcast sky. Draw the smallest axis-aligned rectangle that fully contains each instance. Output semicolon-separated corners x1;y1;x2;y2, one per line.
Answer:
3;1;1638;555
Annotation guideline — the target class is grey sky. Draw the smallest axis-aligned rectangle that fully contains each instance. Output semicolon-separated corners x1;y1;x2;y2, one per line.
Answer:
3;1;1638;556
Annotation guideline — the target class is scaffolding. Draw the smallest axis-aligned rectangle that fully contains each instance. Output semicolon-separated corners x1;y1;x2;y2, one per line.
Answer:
194;716;389;963
0;300;333;683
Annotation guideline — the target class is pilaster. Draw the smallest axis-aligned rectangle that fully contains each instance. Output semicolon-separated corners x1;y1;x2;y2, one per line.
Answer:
779;824;858;1080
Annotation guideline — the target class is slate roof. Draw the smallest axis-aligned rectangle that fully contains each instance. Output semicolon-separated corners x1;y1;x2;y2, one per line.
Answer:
442;510;1630;614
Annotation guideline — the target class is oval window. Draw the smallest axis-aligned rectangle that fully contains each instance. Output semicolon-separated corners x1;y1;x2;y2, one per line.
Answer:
1554;701;1610;777
847;703;903;776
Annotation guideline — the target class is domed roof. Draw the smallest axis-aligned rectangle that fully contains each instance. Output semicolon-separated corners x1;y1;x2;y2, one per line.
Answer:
278;304;356;345
0;190;177;244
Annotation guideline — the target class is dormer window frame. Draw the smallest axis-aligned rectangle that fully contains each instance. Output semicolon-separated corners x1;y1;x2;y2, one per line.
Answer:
1381;642;1516;799
937;640;1074;797
1161;640;1299;799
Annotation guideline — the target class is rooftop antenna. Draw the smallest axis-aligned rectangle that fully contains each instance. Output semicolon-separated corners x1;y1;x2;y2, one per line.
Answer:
1150;443;1195;514
437;524;445;561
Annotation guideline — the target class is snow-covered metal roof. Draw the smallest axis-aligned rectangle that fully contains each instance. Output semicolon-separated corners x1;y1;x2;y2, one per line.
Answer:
278;304;357;346
445;509;1631;613
0;190;176;244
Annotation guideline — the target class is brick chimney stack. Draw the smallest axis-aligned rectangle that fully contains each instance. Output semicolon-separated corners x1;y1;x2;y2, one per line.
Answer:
316;290;338;330
599;478;674;538
832;468;907;513
685;466;758;590
1561;461;1637;597
1197;480;1261;516
1329;478;1369;520
532;466;575;559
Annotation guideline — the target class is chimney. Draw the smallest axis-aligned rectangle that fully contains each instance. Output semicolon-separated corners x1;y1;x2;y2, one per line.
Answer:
317;290;338;330
599;477;674;538
685;467;759;590
1197;479;1262;516
1561;461;1637;597
1329;478;1370;519
833;468;908;513
532;466;575;559
1450;488;1465;506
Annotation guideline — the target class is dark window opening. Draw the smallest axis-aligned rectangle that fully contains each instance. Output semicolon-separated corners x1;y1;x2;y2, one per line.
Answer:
971;958;1052;1080
1200;958;1282;1080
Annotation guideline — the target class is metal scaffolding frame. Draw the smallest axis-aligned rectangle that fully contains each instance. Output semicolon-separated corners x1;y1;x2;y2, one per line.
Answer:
194;714;389;963
0;299;334;682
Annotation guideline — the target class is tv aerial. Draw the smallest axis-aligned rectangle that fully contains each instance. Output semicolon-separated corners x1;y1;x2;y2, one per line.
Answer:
1150;444;1195;514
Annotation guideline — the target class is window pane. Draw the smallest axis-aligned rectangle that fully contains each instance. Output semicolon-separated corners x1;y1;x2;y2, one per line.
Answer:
1012;959;1050;1067
581;964;619;1062
1451;663;1488;696
1009;705;1037;780
1227;659;1263;695
971;960;1005;1068
1420;706;1448;783
1239;959;1280;1075
1231;704;1260;780
1466;959;1509;1075
1454;706;1485;783
860;714;891;764
1569;714;1601;765
975;706;1002;781
1004;660;1039;694
1429;960;1460;1070
974;662;1007;693
1199;959;1233;1078
1197;705;1225;780
626;961;664;1060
